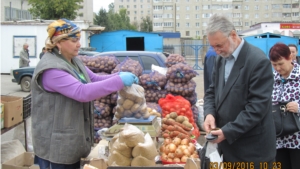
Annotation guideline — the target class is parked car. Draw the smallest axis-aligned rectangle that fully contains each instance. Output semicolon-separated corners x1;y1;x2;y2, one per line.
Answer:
97;51;167;74
12;51;167;92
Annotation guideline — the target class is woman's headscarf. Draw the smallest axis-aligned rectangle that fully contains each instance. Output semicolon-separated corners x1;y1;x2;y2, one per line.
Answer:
45;18;81;50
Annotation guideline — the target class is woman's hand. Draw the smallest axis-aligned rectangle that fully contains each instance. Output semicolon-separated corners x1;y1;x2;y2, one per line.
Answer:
286;101;299;113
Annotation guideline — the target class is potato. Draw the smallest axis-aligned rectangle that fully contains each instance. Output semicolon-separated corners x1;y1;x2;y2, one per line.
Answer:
131;104;140;113
122;99;134;110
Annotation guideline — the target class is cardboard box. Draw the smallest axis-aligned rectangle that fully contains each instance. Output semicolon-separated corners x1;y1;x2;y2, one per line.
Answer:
1;96;23;128
184;158;200;169
2;152;39;169
1;103;4;129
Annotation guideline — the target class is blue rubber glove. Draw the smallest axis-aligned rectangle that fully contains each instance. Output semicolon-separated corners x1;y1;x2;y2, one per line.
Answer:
119;72;138;86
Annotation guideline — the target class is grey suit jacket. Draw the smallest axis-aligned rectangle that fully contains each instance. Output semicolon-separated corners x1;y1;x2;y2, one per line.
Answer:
19;49;30;68
204;41;276;166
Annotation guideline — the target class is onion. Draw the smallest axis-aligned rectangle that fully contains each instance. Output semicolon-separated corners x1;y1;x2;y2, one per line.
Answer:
187;145;195;154
164;138;172;145
183;149;191;157
168;143;177;153
161;153;168;161
180;145;188;151
175;148;183;158
168;153;175;159
181;138;189;145
181;155;189;162
173;157;181;163
172;137;182;146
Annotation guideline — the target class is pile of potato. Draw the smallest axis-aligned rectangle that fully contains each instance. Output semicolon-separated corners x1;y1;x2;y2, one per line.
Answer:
111;58;143;77
77;55;119;73
165;54;186;68
166;63;198;83
114;84;150;120
94;101;112;117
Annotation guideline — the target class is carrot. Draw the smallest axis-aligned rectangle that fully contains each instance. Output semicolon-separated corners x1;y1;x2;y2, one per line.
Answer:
162;133;170;138
177;133;190;140
164;119;192;132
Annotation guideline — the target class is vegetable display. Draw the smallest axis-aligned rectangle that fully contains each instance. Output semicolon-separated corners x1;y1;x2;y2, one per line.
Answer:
139;71;167;90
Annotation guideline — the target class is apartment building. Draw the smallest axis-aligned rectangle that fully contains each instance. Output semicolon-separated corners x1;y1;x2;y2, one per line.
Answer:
1;0;93;23
114;0;300;38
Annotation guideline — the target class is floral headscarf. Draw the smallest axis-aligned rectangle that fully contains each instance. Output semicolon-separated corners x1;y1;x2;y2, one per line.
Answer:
45;18;81;50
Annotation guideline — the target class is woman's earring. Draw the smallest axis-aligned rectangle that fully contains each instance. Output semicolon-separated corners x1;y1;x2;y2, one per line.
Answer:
59;49;61;54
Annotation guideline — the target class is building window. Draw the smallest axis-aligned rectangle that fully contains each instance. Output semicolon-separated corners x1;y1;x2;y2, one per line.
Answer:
245;22;249;26
195;22;200;27
202;22;207;26
127;5;130;8
119;5;124;8
233;13;242;18
292;12;299;17
134;11;137;14
272;4;280;9
186;14;189;19
186;0;189;2
127;11;130;14
195;14;200;19
164;22;173;27
265;5;268;10
196;31;200;36
264;13;269;18
140;0;143;2
141;5;143;8
202;5;210;9
195;6;200;10
176;14;180;19
177;23;180;27
120;0;123;2
186;23;190;27
134;17;137;20
255;14;259;18
134;5;136;8
233;5;241;9
272;12;281;17
244;5;249;10
202;13;210;18
141;11;144;14
283;4;291;8
127;0;130;2
177;6;180;10
4;7;33;21
186;31;190;36
254;5;259;10
292;3;299;8
212;5;221;10
186;6;190;10
282;13;291;17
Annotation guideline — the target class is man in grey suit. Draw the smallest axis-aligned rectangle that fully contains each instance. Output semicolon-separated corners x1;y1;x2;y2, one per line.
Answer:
203;14;277;169
19;43;30;68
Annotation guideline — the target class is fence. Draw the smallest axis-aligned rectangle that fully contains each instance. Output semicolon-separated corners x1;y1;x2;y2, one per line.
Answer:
163;40;210;70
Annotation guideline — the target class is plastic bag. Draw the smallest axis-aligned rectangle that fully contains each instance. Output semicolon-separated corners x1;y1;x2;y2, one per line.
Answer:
118;123;145;148
139;70;167;90
114;84;150;120
166;63;198;83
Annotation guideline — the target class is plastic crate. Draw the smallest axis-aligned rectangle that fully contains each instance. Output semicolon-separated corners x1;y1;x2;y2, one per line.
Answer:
23;94;31;119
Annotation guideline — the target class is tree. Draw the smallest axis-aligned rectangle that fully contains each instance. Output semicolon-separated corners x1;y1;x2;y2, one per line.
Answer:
94;5;137;31
28;0;83;20
140;16;153;32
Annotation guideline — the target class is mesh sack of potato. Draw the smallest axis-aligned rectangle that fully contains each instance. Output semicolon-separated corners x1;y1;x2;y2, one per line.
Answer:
119;123;145;148
114;84;150;120
191;104;199;127
146;102;162;113
139;70;167;90
93;113;112;130
111;57;143;77
110;92;118;105
165;79;196;96
144;89;168;103
166;63;198;83
77;55;119;73
183;92;197;105
165;54;186;67
94;101;112;117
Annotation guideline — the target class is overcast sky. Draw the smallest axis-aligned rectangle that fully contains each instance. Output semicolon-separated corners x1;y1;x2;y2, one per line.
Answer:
93;0;114;12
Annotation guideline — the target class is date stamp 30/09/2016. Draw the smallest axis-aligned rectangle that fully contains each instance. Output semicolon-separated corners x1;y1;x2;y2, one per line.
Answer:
209;162;281;169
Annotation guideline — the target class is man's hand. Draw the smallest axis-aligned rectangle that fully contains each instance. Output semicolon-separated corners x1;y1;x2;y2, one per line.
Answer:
203;114;216;132
286;101;299;113
210;129;226;143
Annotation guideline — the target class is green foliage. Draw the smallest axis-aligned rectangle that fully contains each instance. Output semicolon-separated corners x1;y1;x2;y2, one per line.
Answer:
140;16;153;32
94;3;137;32
28;0;83;20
